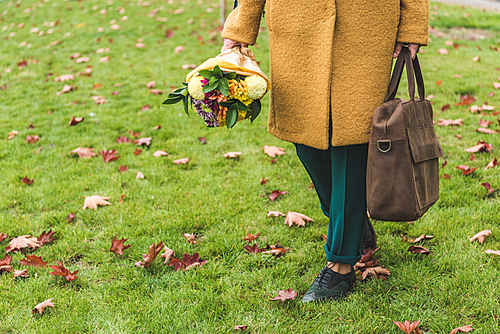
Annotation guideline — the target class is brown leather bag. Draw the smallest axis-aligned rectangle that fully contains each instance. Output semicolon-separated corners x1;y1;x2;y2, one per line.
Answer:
366;46;443;222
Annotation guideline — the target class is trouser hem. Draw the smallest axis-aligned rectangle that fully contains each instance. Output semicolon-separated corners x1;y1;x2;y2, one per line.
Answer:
324;245;361;266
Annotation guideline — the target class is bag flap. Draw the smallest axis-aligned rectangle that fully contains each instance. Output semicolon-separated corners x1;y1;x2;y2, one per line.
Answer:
407;126;444;163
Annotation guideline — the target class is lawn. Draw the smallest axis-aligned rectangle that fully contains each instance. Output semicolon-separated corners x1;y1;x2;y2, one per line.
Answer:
0;0;500;333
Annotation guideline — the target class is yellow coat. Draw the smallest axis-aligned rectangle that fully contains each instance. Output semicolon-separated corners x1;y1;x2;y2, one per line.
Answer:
222;0;429;149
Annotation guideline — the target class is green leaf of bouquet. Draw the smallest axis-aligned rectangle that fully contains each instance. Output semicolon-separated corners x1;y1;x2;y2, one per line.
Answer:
249;99;261;122
199;70;213;79
226;106;238;129
183;96;189;116
236;100;250;112
219;78;229;96
162;96;183;105
213;65;223;79
224;71;237;80
182;82;188;86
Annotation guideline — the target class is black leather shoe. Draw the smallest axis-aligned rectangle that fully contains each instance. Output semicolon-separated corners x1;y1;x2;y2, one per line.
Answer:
302;265;356;303
361;214;377;252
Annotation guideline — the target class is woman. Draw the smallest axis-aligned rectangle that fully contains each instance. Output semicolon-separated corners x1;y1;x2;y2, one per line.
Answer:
221;0;428;303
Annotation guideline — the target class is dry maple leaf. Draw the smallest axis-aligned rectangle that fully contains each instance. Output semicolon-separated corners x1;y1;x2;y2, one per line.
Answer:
49;262;69;277
413;234;434;243
75;56;89;63
485;249;500;256
175;46;185;53
68;116;84;126
244;243;264;254
153;150;169;157
0;233;8;243
182;64;197;70
146;81;156;88
486;158;498;170
267;211;286;217
456;165;478;176
119;165;129;173
135;241;164;267
136;171;145;179
361;266;391;280
100;56;110;62
455;93;476;106
233;325;248;330
149;89;164;95
465;141;493;153
263;145;286;157
261;190;287;201
110;236;131;255
168;258;184;271
70;147;97;158
13;269;29;278
153;125;161;130
393;320;421;334
6;235;40;253
198;137;207;144
7;130;18;140
116;136;133;143
270;288;297;302
134;137;152;146
56;84;77;95
173;158;190;164
284;211;314;227
0;255;12;266
160;246;175;264
82;195;111;210
243;232;260;242
91;96;108;104
438;119;463;126
476;128;497;134
223;151;242;158
37;229;56;246
67;213;75;223
133;148;143;155
469;230;491;243
360;247;381;262
479;120;493;127
481;182;495;195
19;255;47;267
408;245;430;255
450;324;473;334
54;74;74;82
183;233;197;244
0;264;12;273
21;177;34;185
26;135;40;144
260;177;269;185
99;150;120;163
182;252;206;270
33;299;55;315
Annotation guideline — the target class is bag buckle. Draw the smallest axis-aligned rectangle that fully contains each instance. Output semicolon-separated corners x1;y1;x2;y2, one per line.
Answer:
377;140;391;153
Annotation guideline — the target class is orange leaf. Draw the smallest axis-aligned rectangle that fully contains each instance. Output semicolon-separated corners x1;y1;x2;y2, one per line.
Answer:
110;236;131;255
135;241;164;268
469;230;491;243
284;211;314;227
82;195;111;210
263;145;286;157
19;255;47;267
33;299;55;314
6;235;40;253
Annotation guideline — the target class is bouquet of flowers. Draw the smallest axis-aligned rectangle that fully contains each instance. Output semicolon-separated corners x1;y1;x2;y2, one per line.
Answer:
163;47;270;129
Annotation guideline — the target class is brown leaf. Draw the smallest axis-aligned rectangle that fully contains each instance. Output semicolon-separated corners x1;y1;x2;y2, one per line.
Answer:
54;74;75;82
476;128;497;134
7;130;18;140
21;177;34;185
149;89;164;95
33;299;55;314
413;234;434;243
361;266;391;280
243;232;260;242
82;195;111;210
481;182;495;195
37;229;56;246
153;150;169;157
0;233;8;243
262;247;286;256
359;247;380;262
465;141;493;153
135;241;164;267
133;148;143;155
56;84;77;95
284;211;314;227
165;29;175;38
244;243;264;254
455;165;478;176
479;119;494;127
49;262;69;276
270;288;297;301
19;255;47;267
153;125;162;130
110;236;131;255
469;230;491;243
6;235;40;253
182;252;206;270
455;94;476;106
267;211;285;217
223;151;242;158
438;118;463;126
67;116;84;126
134;137;152;146
67;213;75;223
182;233;197;244
129;131;141;138
233;325;248;330
13;269;29;278
75;56;90;63
182;64;197;70
135;42;146;48
70;147;97;158
136;171;145;179
116;136;133;143
0;255;12;266
450;324;473;334
408;245;430;255
99;150;121;163
260;177;269;185
441;104;451;112
393;320;421;334
174;45;185;53
119;165;129;173
91;95;107;104
160;246;175;264
25;135;40;144
173;158;190;164
437;48;449;55
146;81;156;88
198;137;207;144
263;145;286;157
485;158;498;170
99;56;110;62
485;249;500;256
261;190;287;201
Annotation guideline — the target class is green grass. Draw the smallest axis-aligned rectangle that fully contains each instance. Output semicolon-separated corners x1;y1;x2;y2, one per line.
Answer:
1;0;500;333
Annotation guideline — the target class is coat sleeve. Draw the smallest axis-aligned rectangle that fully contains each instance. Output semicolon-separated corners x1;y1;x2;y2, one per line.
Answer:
396;0;429;46
221;0;266;46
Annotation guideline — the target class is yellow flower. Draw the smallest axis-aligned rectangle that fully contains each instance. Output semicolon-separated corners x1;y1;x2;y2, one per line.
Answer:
245;75;267;100
187;76;205;100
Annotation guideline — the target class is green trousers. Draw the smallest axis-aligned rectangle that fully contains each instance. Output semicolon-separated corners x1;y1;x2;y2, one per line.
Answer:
295;143;368;265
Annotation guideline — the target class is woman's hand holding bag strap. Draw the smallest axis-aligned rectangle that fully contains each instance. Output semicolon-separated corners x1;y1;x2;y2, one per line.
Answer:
366;46;443;222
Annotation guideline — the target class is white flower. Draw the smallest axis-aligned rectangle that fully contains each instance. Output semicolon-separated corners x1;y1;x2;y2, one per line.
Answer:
188;76;206;100
245;75;267;100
